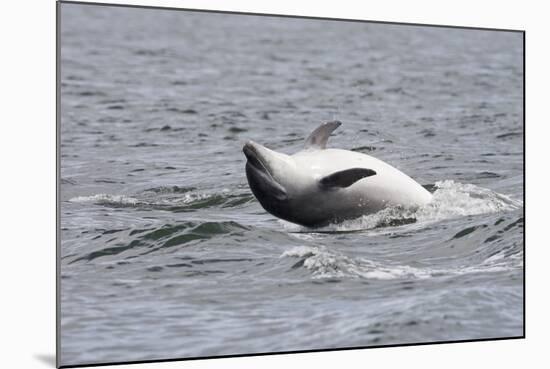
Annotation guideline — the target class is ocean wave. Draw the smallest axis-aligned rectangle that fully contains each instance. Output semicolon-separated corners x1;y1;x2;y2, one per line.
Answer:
281;245;432;280
69;194;142;206
281;244;521;280
68;189;253;211
69;220;249;263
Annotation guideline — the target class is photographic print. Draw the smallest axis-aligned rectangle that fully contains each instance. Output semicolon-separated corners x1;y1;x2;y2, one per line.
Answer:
58;1;524;367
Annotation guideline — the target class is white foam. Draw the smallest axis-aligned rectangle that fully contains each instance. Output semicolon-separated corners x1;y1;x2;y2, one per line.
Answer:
69;191;212;207
156;192;211;205
281;245;431;279
420;180;523;220
69;194;141;205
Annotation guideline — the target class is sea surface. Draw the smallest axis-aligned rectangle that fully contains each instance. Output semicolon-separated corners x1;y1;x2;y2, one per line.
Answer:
59;4;524;367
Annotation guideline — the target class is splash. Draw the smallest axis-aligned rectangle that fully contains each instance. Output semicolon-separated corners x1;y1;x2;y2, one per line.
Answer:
282;245;432;280
419;180;522;219
68;192;211;208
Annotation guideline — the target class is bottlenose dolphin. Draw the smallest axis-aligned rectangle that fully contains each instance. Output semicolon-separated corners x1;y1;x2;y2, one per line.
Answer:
243;121;432;227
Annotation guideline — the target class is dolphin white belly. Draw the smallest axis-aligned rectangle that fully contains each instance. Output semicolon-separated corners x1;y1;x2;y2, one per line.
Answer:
293;148;432;209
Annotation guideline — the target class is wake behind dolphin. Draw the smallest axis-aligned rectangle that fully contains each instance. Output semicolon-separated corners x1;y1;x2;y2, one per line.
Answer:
243;121;432;227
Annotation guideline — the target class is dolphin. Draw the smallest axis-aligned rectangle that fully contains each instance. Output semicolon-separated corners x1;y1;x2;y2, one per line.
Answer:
243;121;432;227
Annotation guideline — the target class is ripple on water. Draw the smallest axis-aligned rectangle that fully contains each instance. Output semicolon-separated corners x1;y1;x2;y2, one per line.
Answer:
68;221;250;264
68;189;255;212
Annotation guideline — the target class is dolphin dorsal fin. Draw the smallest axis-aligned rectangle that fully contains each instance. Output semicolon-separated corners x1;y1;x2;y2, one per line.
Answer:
304;121;342;150
319;168;376;189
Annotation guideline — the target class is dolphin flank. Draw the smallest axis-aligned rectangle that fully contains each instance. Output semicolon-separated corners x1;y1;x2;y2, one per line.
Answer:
243;121;432;227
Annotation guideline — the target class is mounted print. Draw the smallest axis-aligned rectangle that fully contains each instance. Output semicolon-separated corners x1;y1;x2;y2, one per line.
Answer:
57;1;525;367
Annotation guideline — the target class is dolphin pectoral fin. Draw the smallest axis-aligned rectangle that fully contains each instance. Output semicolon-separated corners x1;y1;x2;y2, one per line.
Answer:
319;168;376;189
304;121;342;150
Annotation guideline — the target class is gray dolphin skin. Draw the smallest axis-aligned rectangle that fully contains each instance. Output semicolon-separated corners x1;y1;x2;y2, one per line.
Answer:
243;121;432;227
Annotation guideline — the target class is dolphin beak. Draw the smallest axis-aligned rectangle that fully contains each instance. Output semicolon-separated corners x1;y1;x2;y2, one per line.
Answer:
242;141;258;161
243;141;288;202
243;141;270;174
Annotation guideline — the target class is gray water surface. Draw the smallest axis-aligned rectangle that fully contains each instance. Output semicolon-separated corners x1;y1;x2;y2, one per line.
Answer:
59;4;524;366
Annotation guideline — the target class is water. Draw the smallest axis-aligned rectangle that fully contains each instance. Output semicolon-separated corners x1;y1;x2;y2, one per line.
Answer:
59;4;524;367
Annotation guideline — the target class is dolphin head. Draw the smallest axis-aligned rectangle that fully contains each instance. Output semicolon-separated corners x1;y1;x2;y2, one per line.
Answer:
243;141;300;220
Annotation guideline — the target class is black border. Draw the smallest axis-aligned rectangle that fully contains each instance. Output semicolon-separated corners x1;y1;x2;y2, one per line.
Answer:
56;1;526;368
